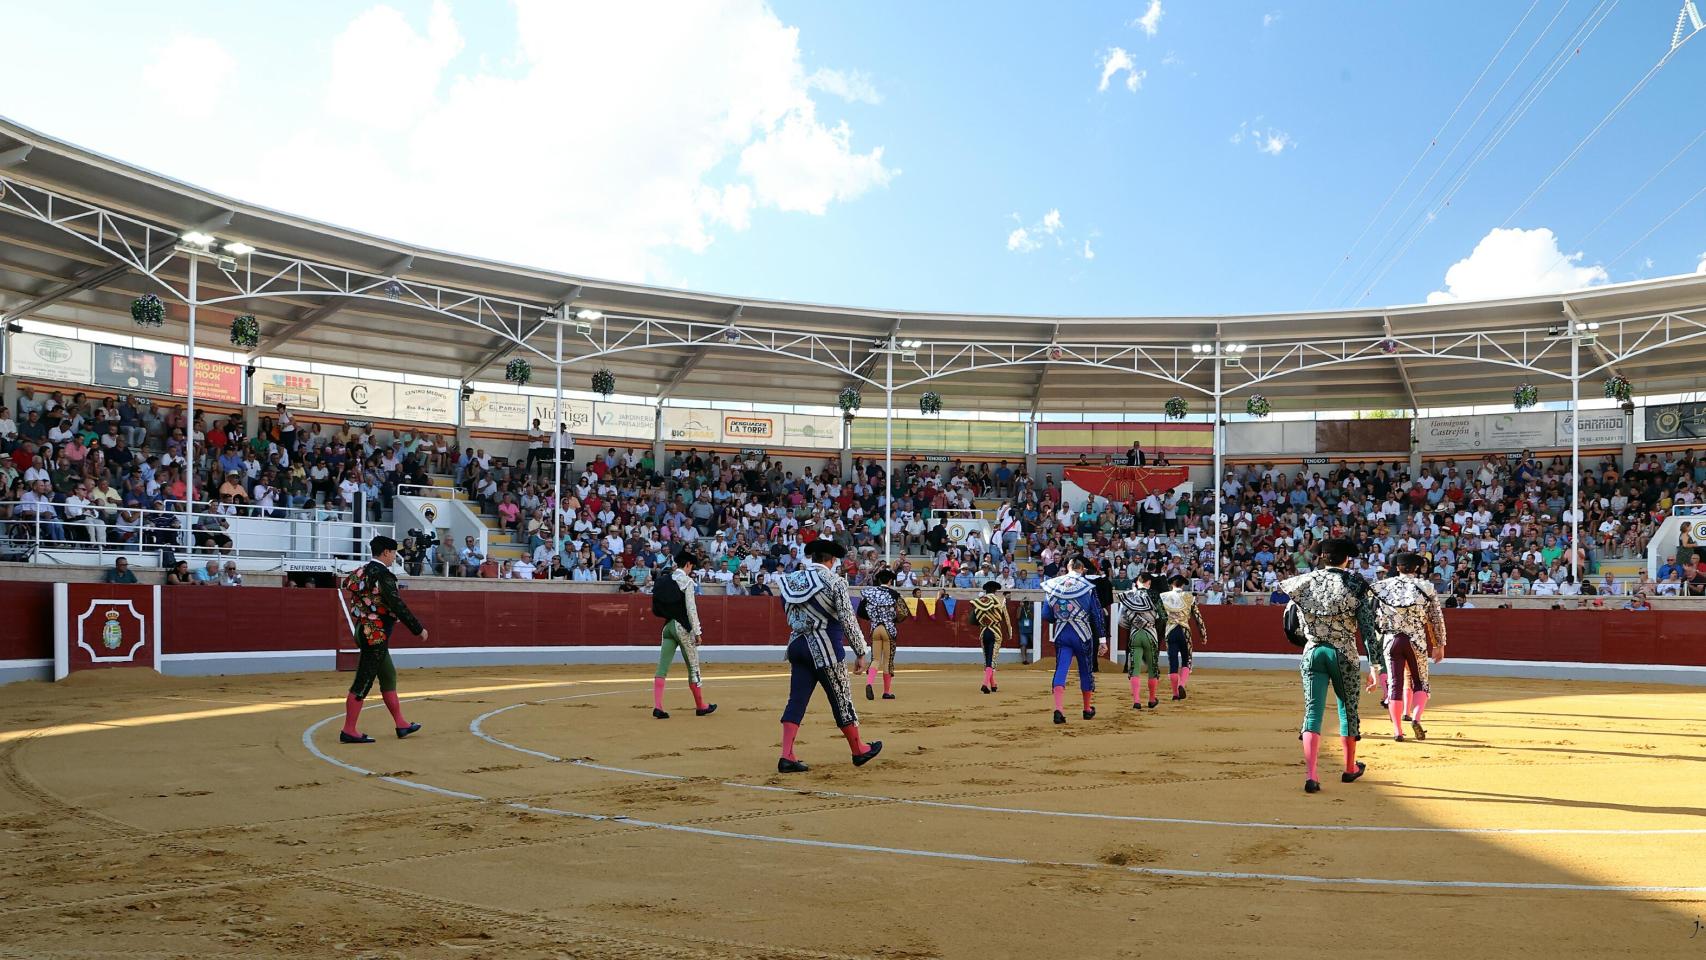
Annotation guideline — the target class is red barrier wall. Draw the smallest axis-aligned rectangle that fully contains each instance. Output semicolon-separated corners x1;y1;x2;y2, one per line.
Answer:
9;585;1706;668
0;582;55;661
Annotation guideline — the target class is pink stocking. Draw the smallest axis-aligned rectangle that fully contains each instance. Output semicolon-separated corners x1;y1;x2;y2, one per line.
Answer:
866;664;878;686
1411;690;1430;722
1129;676;1142;702
1052;686;1065;711
1168;672;1179;696
341;694;364;737
983;667;995;688
652;676;666;711
1389;699;1404;737
381;691;407;727
780;721;800;760
1302;731;1321;781
689;682;707;710
1147;677;1159;701
1180;666;1191;688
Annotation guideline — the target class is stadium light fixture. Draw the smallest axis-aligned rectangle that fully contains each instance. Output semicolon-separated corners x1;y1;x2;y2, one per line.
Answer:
575;308;603;322
222;241;255;256
179;230;216;247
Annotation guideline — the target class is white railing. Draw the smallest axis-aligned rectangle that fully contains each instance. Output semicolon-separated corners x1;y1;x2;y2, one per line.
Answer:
0;499;386;570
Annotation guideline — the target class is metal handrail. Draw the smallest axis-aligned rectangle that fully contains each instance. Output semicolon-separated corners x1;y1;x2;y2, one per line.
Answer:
0;498;377;568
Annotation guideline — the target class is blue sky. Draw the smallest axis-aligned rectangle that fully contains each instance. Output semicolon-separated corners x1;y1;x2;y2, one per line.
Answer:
5;1;1704;316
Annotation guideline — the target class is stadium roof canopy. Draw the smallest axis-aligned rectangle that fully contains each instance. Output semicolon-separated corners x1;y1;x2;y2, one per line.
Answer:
3;115;1706;415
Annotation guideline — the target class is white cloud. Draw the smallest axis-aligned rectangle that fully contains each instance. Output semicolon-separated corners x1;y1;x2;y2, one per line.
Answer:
1426;227;1609;304
1161;50;1182;66
326;2;462;131
1132;0;1164;37
807;67;882;105
1082;239;1095;260
1007;210;1059;252
1263;11;1282;27
1696;252;1706;274
1098;47;1145;92
1231;119;1293;155
143;35;238;120
217;1;894;281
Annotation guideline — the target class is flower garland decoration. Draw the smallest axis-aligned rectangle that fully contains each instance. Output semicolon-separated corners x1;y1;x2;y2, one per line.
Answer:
505;357;532;386
919;391;942;415
1512;382;1538;410
591;368;615;397
1245;394;1271;418
838;386;862;412
1163;396;1189;420
229;314;260;349
130;294;165;328
1603;374;1632;403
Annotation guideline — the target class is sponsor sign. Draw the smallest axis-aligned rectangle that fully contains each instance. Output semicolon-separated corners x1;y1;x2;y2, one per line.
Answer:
395;384;456;424
1483;411;1554;450
171;356;243;403
1643;402;1706;443
662;407;719;444
8;332;92;383
463;391;529;430
722;414;776;442
594;400;656;440
93;345;170;394
1417;415;1483;453
323;375;396;418
1558;409;1627;446
527;396;594;434
256;371;323;410
781;413;842;449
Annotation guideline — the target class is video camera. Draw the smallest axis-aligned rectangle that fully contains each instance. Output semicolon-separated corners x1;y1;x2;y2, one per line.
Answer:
399;528;439;575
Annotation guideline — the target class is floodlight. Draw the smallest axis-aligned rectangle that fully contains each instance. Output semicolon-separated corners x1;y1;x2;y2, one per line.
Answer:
575;308;603;322
180;231;216;247
223;241;255;256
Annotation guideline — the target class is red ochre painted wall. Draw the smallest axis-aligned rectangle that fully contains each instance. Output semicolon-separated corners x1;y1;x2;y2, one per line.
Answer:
5;582;1706;667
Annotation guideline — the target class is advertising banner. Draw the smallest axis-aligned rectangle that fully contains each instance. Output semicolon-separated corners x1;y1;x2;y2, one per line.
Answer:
322;375;396;419
721;413;777;443
526;396;594;434
1416;415;1483;453
1643;402;1706;443
171;356;243;404
852;417;1027;455
93;345;170;394
1034;421;1211;455
464;391;529;430
1558;409;1628;446
593;401;655;440
255;371;323;410
396;384;456;424
1483;411;1554;450
7;331;92;384
662;407;720;444
782;413;842;449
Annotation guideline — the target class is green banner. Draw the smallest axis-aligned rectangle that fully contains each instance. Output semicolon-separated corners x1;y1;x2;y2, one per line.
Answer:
849;417;1025;455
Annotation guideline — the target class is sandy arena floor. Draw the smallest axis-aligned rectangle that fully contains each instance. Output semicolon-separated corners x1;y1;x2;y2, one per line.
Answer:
2;660;1705;959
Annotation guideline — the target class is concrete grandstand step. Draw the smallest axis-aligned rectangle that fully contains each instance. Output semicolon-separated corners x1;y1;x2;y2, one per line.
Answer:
487;544;531;560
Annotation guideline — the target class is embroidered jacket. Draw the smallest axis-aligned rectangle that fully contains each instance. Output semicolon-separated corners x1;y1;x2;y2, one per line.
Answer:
780;563;868;668
1371;574;1446;650
1160;588;1208;644
859;586;902;636
343;560;422;646
1042;572;1106;642
970;593;1014;641
1280;567;1378;665
671;566;702;636
1118;586;1158;634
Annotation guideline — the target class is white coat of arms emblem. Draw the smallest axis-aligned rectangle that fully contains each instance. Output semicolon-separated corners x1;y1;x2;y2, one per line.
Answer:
101;610;123;650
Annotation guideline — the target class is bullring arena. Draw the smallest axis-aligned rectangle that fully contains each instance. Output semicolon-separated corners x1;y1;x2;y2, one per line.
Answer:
6;39;1706;956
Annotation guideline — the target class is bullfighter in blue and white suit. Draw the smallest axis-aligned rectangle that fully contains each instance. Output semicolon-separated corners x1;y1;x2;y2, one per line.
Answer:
1042;557;1106;724
775;538;884;773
